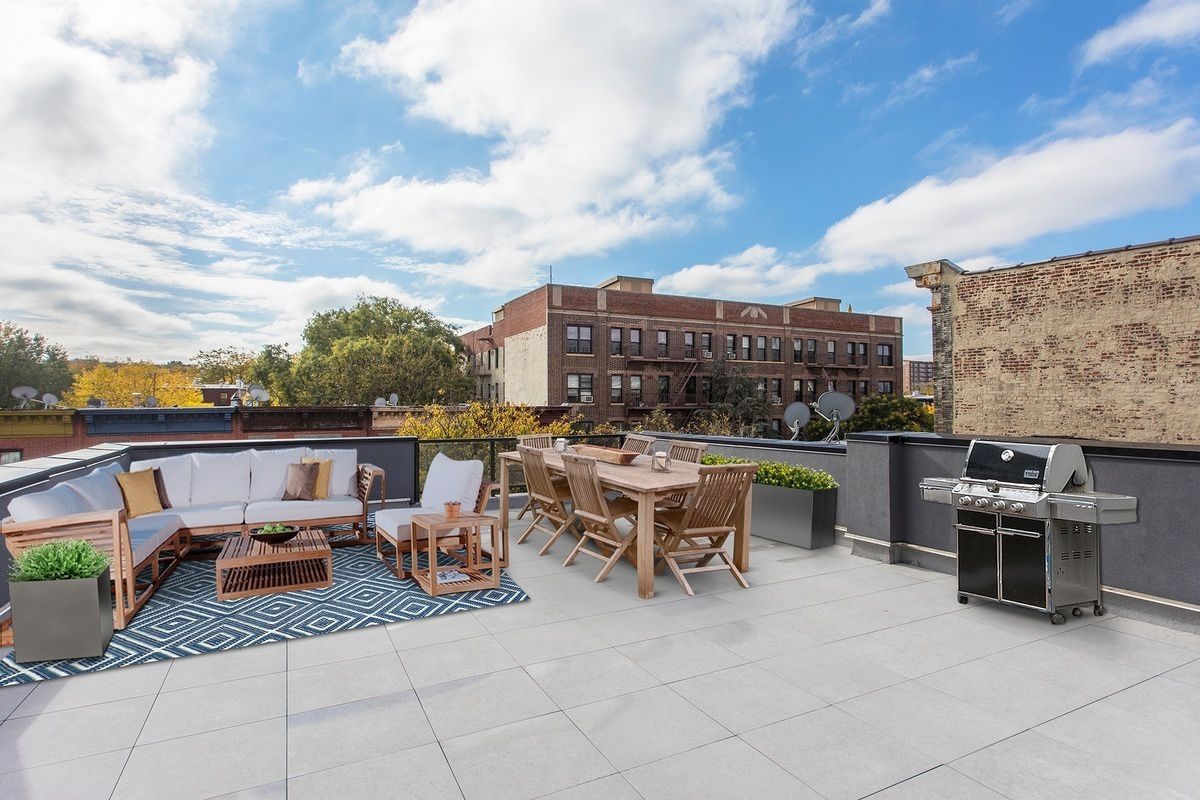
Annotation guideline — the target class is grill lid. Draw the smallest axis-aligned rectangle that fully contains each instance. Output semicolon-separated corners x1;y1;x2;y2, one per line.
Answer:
962;440;1087;492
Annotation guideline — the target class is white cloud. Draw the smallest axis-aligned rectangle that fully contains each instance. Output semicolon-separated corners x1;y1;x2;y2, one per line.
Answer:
283;0;797;290
877;280;928;299
1082;0;1200;66
880;53;977;111
998;0;1038;25
656;244;830;298
796;0;891;59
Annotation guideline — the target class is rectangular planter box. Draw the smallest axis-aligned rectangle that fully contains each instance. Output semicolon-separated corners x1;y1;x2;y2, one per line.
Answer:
752;484;837;549
10;567;113;663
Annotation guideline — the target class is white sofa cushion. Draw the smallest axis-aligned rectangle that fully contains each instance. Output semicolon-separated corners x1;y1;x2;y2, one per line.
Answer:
244;497;363;525
64;467;126;512
128;513;183;563
137;501;246;530
190;451;251;505
7;484;93;523
130;454;192;507
309;448;358;497
249;448;310;502
420;453;484;511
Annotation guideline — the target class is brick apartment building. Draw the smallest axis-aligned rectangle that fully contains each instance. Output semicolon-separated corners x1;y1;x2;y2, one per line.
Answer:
462;276;904;433
906;234;1200;442
904;358;934;394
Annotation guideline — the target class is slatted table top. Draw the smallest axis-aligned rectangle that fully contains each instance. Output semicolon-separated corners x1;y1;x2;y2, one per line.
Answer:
217;529;331;567
499;449;701;494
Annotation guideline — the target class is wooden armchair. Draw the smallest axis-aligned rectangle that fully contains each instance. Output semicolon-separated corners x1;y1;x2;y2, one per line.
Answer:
621;433;655;455
560;453;639;582
515;445;577;556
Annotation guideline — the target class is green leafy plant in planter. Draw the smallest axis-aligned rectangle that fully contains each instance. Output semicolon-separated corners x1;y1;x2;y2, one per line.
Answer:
10;540;110;582
702;454;838;490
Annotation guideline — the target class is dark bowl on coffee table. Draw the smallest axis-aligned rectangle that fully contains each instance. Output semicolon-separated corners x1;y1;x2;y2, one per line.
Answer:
250;525;300;545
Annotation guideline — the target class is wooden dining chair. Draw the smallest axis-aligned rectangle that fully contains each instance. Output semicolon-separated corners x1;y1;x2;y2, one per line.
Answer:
516;445;577;555
621;433;655;455
653;463;757;596
666;440;707;463
515;434;557;520
560;453;640;582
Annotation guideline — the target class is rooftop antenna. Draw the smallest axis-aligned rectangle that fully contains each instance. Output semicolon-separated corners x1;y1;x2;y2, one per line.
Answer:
10;386;39;409
782;401;812;441
548;264;553;286
814;391;856;443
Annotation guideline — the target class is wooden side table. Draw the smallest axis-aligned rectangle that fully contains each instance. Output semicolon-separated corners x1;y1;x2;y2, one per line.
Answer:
216;529;333;600
410;512;503;596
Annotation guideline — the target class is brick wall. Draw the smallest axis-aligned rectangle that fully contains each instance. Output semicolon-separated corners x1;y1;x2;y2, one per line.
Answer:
907;237;1200;442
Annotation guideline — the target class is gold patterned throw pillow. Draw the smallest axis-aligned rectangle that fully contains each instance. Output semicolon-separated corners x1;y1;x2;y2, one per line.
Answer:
301;456;333;499
115;469;165;518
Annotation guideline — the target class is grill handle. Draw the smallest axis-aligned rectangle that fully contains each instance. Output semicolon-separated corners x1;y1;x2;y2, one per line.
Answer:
954;523;995;536
998;527;1043;539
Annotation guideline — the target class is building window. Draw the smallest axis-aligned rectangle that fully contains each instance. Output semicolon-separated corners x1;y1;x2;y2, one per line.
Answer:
770;378;782;403
769;337;782;362
566;325;592;354
741;335;752;360
858;380;870;396
684;332;695;359
725;334;736;357
630;375;642;405
805;379;817;400
1;450;21;465
685;376;697;404
877;343;894;366
657;330;669;357
770;419;781;434
857;342;867;364
826;340;836;361
700;376;713;403
658;375;670;404
567;374;593;403
754;377;766;399
878;380;894;394
610;327;623;355
629;329;642;356
610;375;623;403
755;336;766;360
846;341;855;361
793;338;803;362
700;332;712;355
793;378;803;402
806;339;817;361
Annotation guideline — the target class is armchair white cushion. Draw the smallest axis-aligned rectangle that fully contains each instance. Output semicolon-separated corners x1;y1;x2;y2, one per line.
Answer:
7;483;93;523
64;465;126;512
249;447;310;502
189;451;251;505
130;454;192;507
421;452;484;510
309;448;358;497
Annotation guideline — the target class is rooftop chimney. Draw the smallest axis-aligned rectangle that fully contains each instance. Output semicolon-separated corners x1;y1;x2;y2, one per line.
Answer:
595;275;654;294
786;296;842;312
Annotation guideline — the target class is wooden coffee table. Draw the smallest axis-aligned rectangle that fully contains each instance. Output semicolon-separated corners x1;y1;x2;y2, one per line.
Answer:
410;512;502;596
216;529;333;600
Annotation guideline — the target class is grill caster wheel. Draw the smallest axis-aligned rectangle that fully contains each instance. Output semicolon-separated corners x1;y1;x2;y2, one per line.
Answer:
1072;607;1082;617
957;594;969;605
1094;605;1107;617
1050;613;1066;625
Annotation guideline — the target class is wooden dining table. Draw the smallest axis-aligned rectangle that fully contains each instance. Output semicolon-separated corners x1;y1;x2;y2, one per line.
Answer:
498;449;752;599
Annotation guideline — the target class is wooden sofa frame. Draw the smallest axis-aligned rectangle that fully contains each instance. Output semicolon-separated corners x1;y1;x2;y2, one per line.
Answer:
2;463;386;630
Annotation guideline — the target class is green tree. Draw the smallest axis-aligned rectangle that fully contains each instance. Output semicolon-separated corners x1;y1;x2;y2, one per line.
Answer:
0;321;73;408
802;392;934;439
192;347;257;384
247;344;295;405
705;357;769;435
287;297;474;405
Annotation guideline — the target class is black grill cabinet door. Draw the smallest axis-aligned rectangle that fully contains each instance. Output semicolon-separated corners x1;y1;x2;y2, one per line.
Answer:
957;527;998;599
1000;530;1047;609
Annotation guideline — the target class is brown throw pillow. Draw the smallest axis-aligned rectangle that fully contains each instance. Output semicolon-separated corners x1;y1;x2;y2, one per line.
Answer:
151;467;172;509
301;456;333;499
283;462;319;501
115;469;164;518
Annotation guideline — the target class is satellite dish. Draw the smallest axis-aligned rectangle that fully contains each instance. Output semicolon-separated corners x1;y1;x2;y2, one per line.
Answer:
249;388;270;403
10;386;38;408
815;391;856;443
388;393;399;406
86;396;106;408
782;402;811;440
41;393;58;407
144;396;159;408
374;397;387;407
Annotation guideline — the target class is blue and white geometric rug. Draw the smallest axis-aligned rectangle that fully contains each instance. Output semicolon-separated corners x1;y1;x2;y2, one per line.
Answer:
0;539;528;686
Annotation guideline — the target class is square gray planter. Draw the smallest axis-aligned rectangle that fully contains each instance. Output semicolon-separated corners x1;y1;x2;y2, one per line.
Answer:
10;567;114;663
752;485;837;549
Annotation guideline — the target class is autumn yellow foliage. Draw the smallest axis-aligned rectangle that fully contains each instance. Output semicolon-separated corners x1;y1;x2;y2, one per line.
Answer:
392;402;579;439
65;363;205;408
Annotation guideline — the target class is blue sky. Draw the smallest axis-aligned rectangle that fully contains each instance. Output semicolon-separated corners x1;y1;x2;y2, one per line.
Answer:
3;1;1200;362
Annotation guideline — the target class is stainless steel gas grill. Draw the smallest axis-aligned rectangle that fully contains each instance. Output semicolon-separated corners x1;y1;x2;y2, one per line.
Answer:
919;440;1137;624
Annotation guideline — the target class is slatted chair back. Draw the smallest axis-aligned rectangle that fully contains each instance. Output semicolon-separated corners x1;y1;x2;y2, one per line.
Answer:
519;445;561;510
667;440;707;463
517;434;553;450
680;464;757;534
622;433;655;454
560;453;611;528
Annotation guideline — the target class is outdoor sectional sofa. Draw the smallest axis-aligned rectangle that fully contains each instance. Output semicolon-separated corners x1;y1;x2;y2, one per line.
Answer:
1;447;384;629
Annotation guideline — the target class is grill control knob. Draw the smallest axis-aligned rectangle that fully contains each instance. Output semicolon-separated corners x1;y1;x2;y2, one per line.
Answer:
1010;503;1025;514
992;500;1007;510
974;498;989;508
958;496;972;506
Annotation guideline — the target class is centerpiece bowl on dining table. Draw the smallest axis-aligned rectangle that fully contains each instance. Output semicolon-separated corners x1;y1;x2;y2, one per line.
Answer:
249;524;300;545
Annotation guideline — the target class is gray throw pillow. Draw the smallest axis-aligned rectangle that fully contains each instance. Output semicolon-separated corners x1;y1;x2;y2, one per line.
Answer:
282;462;319;501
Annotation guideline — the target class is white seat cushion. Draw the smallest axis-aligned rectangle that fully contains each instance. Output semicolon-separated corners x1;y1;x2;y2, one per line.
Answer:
420;453;484;511
130;454;192;507
375;506;455;541
190;451;251;505
128;513;182;563
244;497;363;525
309;448;358;497
7;484;93;523
249;448;310;502
138;502;246;530
63;468;125;512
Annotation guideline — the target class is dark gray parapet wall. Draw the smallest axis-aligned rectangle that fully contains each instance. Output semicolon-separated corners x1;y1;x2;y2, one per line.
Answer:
0;436;420;609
